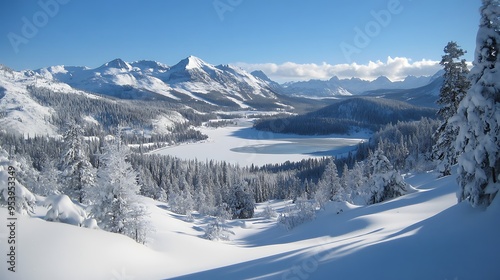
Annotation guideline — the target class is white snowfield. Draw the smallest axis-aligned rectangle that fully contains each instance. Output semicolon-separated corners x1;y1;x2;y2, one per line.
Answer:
0;169;498;280
151;119;368;167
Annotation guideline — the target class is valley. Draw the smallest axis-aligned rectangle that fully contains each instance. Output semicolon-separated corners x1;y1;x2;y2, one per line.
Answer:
152;118;369;166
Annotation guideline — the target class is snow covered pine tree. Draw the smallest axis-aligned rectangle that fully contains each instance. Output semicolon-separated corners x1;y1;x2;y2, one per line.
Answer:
433;41;470;176
314;158;343;209
90;132;150;243
59;123;96;203
453;0;500;207
369;149;410;204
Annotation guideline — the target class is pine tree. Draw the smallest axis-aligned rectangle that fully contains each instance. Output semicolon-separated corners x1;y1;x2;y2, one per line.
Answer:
433;41;470;176
59;123;96;203
203;216;234;241
228;180;255;219
454;0;500;207
368;149;410;204
90;133;150;242
0;146;36;214
36;161;61;196
350;161;368;201
315;158;343;203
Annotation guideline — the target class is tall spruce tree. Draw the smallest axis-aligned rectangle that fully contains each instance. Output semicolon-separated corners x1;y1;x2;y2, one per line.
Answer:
433;41;470;176
90;132;150;242
59;123;96;203
314;158;343;207
454;0;500;207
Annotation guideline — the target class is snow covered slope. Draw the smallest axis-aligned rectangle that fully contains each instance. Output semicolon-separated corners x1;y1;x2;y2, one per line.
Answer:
36;56;282;109
0;65;192;138
0;65;59;137
1;169;498;280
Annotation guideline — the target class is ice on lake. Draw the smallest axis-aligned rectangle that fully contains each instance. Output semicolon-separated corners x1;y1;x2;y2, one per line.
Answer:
152;119;369;166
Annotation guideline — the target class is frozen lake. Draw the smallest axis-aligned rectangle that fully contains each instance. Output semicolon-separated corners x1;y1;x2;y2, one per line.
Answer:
151;119;369;166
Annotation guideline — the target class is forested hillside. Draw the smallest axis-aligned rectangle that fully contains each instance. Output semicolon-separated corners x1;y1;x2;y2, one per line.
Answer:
254;97;437;135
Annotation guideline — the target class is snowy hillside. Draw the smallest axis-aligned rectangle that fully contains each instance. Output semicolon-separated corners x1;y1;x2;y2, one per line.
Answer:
1;169;498;280
0;65;210;144
36;56;283;109
0;65;59;137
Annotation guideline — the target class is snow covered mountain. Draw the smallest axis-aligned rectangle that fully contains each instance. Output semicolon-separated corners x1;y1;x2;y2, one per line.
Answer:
0;65;83;136
36;56;281;109
0;65;205;138
36;58;176;100
250;70;282;93
333;74;434;94
282;77;352;97
19;56;442;107
363;72;444;108
282;73;439;97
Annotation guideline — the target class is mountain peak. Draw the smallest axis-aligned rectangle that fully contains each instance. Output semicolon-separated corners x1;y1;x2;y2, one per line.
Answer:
170;55;213;72
328;76;340;82
101;58;132;71
251;70;272;82
185;55;208;70
373;76;392;83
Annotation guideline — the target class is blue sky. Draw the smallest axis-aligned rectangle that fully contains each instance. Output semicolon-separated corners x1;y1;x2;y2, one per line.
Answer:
0;0;481;82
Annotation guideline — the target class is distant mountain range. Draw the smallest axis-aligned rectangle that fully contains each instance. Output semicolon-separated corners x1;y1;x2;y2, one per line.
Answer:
280;70;443;98
35;56;281;109
362;73;444;108
0;55;444;137
4;55;444;110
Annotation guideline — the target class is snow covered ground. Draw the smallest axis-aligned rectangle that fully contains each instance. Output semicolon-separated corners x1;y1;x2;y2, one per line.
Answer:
151;119;369;166
1;169;498;280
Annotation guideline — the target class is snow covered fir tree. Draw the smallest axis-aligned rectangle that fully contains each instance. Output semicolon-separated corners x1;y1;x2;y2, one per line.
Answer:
59;123;96;203
432;41;470;176
368;148;411;204
90;130;150;243
453;0;500;207
0;1;499;278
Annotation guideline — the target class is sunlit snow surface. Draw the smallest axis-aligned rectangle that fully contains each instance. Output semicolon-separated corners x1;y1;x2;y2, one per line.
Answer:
151;119;369;166
1;169;499;280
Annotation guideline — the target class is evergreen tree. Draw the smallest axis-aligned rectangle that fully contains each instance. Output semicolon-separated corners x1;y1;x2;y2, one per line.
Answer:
454;0;500;207
368;149;410;204
170;187;194;215
433;41;470;176
228;180;255;219
203;216;234;241
0;146;36;214
59;123;96;203
36;161;62;196
278;194;316;230
90;133;150;242
346;161;368;204
315;158;343;205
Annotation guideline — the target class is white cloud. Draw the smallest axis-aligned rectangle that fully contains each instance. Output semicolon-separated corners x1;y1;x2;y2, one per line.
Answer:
234;57;443;83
